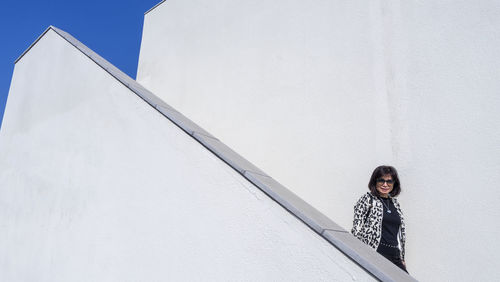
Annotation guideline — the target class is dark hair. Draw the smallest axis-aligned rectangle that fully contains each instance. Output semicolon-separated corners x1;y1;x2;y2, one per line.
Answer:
368;165;401;197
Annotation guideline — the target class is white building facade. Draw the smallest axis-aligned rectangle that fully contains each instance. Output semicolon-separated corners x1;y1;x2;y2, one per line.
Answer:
0;27;384;281
137;1;500;281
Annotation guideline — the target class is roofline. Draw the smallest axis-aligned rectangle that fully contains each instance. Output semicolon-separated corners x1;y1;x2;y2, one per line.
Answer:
144;0;166;15
14;26;54;64
14;26;417;282
14;0;167;62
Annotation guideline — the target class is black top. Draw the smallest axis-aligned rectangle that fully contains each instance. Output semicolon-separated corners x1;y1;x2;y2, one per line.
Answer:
379;197;401;247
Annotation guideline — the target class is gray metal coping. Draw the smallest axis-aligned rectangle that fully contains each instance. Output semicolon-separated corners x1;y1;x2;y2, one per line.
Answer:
144;0;166;15
14;26;418;282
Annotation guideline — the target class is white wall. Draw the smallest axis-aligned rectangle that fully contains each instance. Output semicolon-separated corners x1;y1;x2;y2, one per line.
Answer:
0;29;374;281
137;1;500;281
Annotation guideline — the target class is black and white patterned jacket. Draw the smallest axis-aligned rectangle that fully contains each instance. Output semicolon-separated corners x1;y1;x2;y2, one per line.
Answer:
351;192;406;260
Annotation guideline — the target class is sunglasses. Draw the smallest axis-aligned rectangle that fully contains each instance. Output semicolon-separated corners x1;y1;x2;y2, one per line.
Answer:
376;178;394;185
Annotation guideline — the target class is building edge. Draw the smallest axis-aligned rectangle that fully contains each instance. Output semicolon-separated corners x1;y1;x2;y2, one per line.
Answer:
11;25;417;282
144;0;166;15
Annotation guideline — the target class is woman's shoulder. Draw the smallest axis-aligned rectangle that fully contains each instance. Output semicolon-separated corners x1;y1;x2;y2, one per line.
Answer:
356;192;374;204
391;197;402;207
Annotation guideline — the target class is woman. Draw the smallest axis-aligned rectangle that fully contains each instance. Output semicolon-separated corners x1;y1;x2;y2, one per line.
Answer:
351;165;407;272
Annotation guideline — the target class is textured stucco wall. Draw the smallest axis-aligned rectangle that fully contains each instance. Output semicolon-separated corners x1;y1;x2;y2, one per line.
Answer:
137;1;500;281
138;0;389;230
0;29;374;281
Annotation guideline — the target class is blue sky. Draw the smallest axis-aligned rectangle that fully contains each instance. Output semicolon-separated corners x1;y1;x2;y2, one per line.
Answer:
0;0;161;129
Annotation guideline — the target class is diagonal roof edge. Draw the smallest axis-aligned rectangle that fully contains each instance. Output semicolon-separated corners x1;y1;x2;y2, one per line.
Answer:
144;0;166;15
14;26;54;64
15;26;417;282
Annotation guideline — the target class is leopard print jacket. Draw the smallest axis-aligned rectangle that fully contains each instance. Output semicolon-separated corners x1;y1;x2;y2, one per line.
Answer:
351;192;406;260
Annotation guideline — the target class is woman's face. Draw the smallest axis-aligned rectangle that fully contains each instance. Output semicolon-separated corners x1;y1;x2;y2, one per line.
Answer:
376;174;394;198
